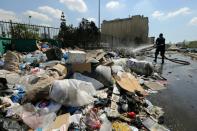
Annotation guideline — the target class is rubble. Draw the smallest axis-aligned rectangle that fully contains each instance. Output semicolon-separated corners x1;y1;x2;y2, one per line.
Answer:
0;46;170;131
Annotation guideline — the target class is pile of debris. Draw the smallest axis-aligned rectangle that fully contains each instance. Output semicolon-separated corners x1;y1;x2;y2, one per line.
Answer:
0;46;169;131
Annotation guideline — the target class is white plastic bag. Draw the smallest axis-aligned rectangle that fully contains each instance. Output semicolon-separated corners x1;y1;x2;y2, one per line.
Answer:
99;114;112;131
126;58;153;76
73;73;104;90
49;79;96;107
95;65;112;86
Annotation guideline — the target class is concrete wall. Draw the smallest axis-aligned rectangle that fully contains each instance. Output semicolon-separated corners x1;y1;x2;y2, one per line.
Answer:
101;15;149;47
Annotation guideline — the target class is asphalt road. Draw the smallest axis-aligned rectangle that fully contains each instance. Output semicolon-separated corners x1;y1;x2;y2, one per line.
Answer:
145;52;197;131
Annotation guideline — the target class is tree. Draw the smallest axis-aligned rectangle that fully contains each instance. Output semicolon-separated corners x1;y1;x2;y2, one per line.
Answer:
58;14;100;49
58;12;76;47
76;18;100;48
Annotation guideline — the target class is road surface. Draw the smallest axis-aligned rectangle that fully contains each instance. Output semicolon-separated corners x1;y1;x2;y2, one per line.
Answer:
144;52;197;131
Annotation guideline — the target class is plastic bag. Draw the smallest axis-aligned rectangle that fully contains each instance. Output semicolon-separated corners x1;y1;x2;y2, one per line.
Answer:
99;114;112;131
13;103;56;130
73;73;104;90
49;79;96;107
126;58;153;76
10;85;25;103
95;65;113;86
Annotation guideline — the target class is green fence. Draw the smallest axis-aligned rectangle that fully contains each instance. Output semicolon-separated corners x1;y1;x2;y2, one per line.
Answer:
0;37;63;55
0;37;11;55
12;39;38;52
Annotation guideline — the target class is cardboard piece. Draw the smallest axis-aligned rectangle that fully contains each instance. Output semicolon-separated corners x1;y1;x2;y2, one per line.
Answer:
51;64;67;76
115;72;144;93
47;113;70;131
142;118;170;131
72;63;91;73
144;81;166;91
96;52;106;61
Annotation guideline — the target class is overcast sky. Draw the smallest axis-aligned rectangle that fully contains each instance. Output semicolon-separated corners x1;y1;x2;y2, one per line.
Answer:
0;0;197;43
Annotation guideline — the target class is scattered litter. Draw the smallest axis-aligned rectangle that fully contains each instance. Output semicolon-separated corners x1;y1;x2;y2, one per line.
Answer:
0;48;170;130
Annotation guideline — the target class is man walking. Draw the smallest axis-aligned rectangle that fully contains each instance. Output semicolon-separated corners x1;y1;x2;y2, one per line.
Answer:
154;33;165;64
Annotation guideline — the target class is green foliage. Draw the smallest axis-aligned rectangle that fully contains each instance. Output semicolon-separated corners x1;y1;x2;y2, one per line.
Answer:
11;24;40;39
187;41;197;48
58;13;100;48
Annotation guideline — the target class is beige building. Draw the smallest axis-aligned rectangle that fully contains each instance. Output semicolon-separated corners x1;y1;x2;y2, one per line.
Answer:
101;15;149;47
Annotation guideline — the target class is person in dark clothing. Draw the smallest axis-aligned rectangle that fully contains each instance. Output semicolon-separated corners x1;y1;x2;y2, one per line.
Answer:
154;33;165;64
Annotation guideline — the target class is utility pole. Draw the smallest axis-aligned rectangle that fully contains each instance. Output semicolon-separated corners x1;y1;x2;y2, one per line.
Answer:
28;15;32;25
98;0;100;30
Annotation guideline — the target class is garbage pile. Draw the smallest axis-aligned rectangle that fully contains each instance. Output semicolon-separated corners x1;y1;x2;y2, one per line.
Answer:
0;47;170;131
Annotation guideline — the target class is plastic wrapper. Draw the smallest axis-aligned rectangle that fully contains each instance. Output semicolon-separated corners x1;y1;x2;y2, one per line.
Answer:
35;100;62;114
49;79;96;107
10;85;25;103
84;109;101;130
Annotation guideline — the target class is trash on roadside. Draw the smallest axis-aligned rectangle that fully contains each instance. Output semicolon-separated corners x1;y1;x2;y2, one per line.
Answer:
0;48;170;130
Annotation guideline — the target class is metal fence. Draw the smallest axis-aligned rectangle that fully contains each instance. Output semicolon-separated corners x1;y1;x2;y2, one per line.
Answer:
0;21;59;39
